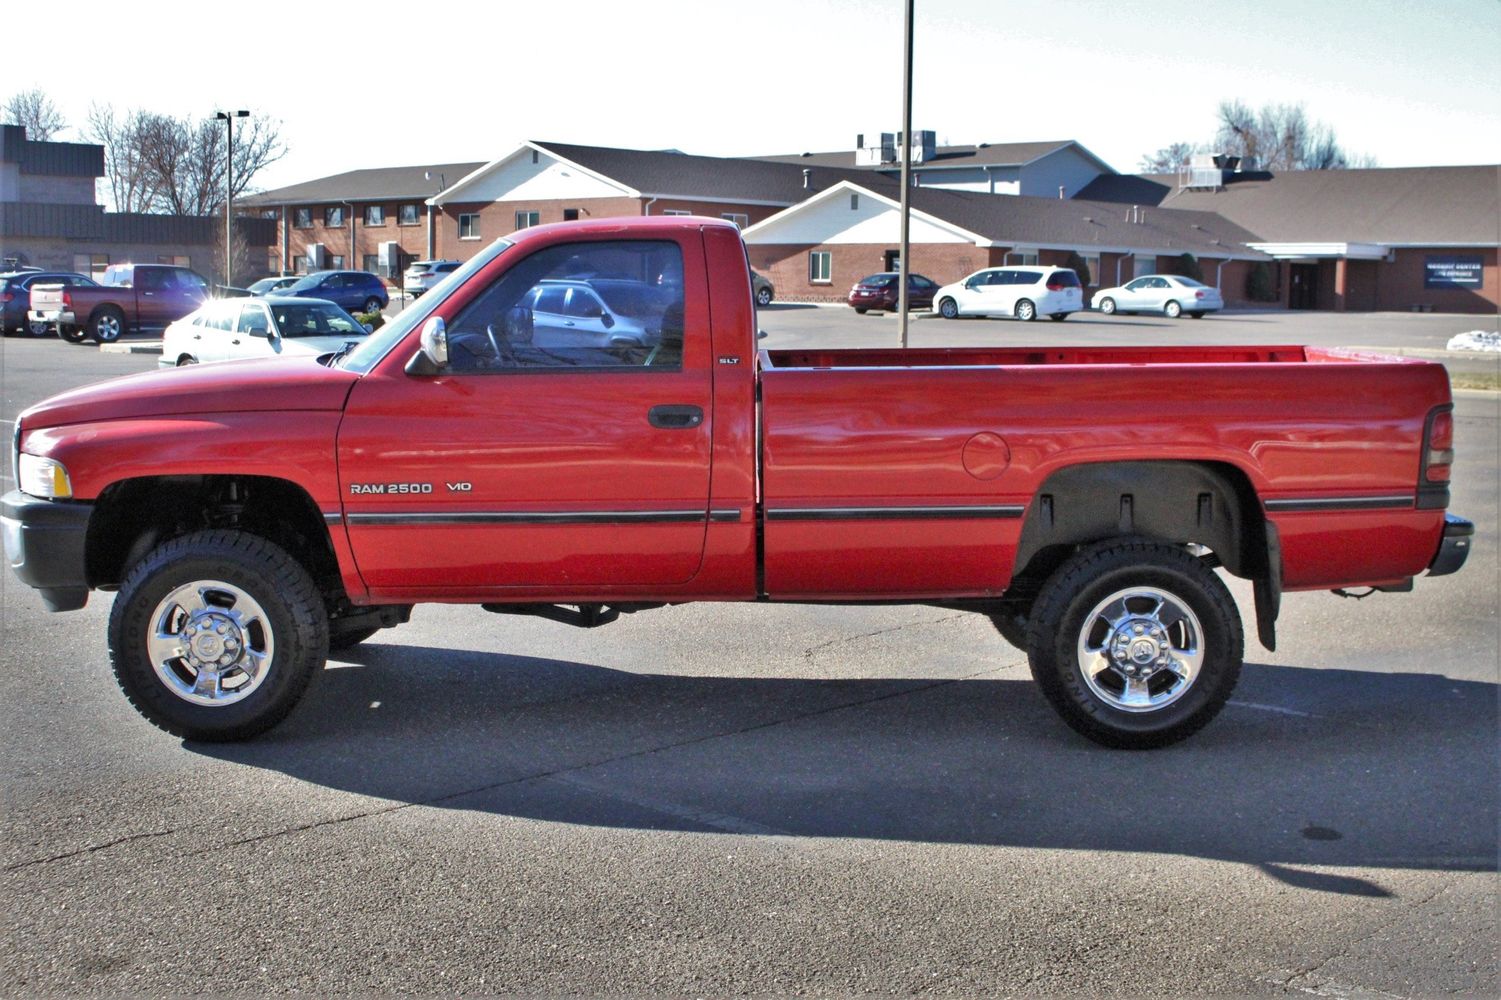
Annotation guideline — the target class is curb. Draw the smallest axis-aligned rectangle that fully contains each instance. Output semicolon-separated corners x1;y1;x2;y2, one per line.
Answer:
99;341;163;355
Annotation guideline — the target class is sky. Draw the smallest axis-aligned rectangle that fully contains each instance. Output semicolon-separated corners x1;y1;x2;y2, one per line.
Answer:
4;0;1498;196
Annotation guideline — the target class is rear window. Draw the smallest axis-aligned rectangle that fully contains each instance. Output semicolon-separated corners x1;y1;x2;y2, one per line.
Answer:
1011;271;1042;285
1048;270;1081;287
859;274;894;287
1174;276;1208;288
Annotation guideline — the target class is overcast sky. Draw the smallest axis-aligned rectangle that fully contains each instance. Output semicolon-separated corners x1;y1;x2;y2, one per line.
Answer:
6;0;1498;194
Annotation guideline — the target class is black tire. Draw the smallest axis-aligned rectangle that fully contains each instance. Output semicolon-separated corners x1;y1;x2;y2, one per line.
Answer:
1190;312;1206;319
328;623;380;651
91;306;125;343
1098;297;1116;315
29;320;51;337
176;354;198;366
1049;313;1068;322
362;296;383;315
938;297;959;319
755;286;773;307
854;307;868;315
1164;300;1183;319
1015;299;1037;322
1025;539;1243;749
60;324;87;344
108;530;328;741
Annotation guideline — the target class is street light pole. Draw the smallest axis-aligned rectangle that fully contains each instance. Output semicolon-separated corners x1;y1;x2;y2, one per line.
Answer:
897;0;915;348
215;110;249;285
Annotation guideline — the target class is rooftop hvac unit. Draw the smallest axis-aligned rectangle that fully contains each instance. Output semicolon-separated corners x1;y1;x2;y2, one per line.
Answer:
1182;153;1229;190
908;129;937;163
855;132;897;166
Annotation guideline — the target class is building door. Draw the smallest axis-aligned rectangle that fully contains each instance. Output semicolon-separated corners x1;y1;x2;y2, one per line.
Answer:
1289;263;1319;309
883;250;901;272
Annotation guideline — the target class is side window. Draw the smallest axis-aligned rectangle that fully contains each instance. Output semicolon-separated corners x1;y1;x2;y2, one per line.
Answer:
1152;277;1171;288
445;239;685;373
1014;271;1042;285
1126;278;1148;291
238;305;271;336
206;304;234;332
136;269;167;291
992;271;1015;285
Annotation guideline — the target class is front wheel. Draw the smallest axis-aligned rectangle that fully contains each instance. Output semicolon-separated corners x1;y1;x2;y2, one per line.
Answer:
854;307;868;315
1098;297;1116;315
755;286;773;307
1049;312;1068;322
938;297;959;319
1164;300;1183;319
1014;299;1036;322
1026;540;1243;749
108;530;328;741
29;320;51;337
1190;312;1206;319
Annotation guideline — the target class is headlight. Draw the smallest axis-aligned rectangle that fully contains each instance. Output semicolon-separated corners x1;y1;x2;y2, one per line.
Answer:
18;454;73;499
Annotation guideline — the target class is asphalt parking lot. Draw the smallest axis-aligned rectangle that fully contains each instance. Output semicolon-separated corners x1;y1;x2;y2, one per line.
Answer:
2;312;1497;996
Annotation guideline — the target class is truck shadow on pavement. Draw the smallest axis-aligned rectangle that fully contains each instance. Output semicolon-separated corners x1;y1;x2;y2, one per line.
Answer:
197;648;1498;892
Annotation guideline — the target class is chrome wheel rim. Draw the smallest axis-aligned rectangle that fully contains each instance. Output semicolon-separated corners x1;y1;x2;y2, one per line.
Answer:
756;288;771;305
1076;586;1203;713
940;299;957;318
146;580;275;706
96;315;121;340
1017;301;1034;320
1101;298;1115;314
1166;301;1181;318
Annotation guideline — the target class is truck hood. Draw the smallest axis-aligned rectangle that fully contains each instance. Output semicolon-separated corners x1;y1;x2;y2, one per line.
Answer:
20;357;360;431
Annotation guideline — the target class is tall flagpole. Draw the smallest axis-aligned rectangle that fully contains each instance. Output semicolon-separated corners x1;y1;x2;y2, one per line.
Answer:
898;0;915;348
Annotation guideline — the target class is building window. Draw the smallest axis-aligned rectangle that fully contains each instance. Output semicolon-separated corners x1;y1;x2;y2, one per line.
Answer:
74;253;109;278
850;194;859;210
325;206;345;227
809;251;832;284
1013;249;1040;266
364;205;386;226
293;208;312;229
156;255;190;266
292;255;308;273
260;209;277;219
398;204;420;226
514;210;539;230
531;149;539;164
267;253;279;275
563;208;580;221
362;254;379;273
721;213;749;229
661;209;692;217
330;255;345;269
460;214;482;239
1080;253;1101;285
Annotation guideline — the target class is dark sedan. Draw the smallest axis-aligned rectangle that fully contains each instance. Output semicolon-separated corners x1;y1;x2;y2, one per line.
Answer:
2;270;96;335
284;270;389;314
847;272;939;314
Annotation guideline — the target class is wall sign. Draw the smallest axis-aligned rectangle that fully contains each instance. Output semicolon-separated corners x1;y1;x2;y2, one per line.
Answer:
1424;255;1484;288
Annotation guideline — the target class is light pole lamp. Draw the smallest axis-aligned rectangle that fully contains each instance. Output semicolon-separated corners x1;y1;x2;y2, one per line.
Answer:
215;110;249;285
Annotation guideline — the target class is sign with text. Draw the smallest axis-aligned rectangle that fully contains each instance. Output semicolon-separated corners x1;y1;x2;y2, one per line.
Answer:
1424;255;1484;289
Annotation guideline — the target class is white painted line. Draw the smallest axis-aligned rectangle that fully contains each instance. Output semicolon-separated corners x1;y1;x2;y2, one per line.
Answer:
1228;699;1320;719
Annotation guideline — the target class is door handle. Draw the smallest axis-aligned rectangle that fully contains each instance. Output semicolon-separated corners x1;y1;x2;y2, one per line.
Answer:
648;404;703;429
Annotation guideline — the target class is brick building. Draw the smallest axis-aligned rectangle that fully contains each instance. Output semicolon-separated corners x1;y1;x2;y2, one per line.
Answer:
1077;164;1500;314
1;124;272;282
742;179;1269;304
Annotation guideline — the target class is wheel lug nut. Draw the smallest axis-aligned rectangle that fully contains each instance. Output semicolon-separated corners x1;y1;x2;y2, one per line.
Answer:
216;625;227;635
1133;624;1144;635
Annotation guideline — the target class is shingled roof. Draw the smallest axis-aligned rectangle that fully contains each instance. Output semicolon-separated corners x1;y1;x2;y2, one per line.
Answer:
244;161;486;206
1158;165;1500;245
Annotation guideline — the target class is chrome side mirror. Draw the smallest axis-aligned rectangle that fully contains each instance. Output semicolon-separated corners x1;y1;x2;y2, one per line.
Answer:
405;315;448;376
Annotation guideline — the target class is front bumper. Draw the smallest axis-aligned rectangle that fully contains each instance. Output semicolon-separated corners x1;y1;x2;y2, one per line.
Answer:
1427;513;1473;577
1;490;92;611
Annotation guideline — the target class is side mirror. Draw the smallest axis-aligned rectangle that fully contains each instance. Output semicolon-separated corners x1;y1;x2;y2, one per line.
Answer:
600;312;615;329
504;305;533;345
265;328;279;343
362;323;374;334
405;315;448;376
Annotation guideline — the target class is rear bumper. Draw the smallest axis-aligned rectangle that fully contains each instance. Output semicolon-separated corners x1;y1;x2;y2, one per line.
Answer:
1;490;92;611
29;309;75;325
1427;513;1473;577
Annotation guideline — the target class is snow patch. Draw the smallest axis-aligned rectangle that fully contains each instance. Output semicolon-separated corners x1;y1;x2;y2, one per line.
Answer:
1445;330;1501;352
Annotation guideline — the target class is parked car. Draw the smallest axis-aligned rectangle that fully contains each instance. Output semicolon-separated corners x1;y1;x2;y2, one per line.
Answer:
28;263;209;343
403;260;461;297
751;270;775;306
285;270;389;314
847;272;939;314
161;296;370;367
934;266;1084;322
520;279;662;349
246;276;299;296
2;270;96;336
1092;275;1224;318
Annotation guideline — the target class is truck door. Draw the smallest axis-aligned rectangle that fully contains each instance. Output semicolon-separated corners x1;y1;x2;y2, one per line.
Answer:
337;235;713;593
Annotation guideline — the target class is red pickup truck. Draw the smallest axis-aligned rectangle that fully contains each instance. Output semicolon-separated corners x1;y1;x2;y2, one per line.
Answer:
2;217;1472;748
29;262;210;344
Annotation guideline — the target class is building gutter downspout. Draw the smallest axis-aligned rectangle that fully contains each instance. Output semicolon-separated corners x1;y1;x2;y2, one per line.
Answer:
643;197;658;216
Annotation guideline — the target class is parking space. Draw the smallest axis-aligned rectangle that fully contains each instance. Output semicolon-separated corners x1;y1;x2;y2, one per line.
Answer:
1;315;1497;995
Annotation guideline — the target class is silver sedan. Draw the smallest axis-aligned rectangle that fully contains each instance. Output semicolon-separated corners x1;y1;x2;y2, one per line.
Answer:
1092;274;1224;318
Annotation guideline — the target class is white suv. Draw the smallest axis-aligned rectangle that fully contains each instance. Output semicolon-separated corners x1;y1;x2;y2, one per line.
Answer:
403;259;460;297
934;265;1084;322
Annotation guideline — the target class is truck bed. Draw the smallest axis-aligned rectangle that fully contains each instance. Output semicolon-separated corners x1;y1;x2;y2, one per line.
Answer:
761;344;1430;370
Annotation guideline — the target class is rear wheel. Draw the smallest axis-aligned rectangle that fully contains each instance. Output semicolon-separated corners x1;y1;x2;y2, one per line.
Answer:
1098;297;1116;315
29;320;51;337
1049;313;1068;322
938;297;959;319
60;325;87;344
176;354;198;366
91;307;125;343
1190;312;1206;319
1164;300;1183;319
1015;299;1037;322
362;296;383;314
854;307;868;315
1026;539;1243;749
108;530;328;741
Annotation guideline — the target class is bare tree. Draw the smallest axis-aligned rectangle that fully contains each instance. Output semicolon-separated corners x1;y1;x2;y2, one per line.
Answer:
1211;100;1370;170
1138;142;1198;173
2;89;67;140
84;103;287;216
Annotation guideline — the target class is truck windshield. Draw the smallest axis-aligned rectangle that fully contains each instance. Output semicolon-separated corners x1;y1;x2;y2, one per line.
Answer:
336;240;513;374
